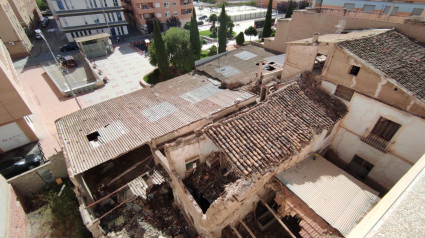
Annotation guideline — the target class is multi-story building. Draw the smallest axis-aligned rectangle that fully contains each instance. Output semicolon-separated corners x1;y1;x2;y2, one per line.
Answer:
46;0;128;42
7;0;42;34
121;0;193;31
313;0;425;18
0;0;33;59
280;29;425;192
0;39;37;154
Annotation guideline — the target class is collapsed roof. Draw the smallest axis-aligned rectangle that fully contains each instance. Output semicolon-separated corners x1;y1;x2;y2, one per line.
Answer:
56;73;254;176
204;80;347;176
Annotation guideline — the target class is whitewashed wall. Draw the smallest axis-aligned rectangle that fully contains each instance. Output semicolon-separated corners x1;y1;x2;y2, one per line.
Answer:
0;122;30;152
330;93;425;188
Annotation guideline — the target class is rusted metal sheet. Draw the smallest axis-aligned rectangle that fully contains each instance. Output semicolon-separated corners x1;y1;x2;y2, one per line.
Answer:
56;73;254;176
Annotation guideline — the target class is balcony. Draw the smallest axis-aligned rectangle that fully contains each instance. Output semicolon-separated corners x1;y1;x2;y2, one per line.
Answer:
181;9;192;16
360;134;389;153
53;6;124;17
60;20;128;32
305;8;408;24
180;0;192;5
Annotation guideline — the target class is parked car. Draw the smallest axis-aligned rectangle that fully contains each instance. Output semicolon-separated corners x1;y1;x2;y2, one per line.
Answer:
0;154;43;179
60;42;79;52
58;55;77;68
34;29;42;40
198;21;204;26
199;15;207;20
41;17;49;27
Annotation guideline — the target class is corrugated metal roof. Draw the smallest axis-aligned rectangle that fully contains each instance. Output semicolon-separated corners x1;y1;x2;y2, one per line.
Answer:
275;155;380;236
128;169;165;199
56;73;254;176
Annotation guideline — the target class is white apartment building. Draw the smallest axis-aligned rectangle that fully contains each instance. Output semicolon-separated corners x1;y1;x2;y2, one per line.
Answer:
47;0;128;42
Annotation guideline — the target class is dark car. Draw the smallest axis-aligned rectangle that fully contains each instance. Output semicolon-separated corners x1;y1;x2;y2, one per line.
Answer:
0;154;42;179
199;15;207;20
60;43;79;52
198;21;204;25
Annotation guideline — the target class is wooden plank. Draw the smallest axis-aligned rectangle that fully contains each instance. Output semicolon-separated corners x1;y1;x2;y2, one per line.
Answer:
85;184;128;209
98;195;136;220
106;155;152;186
240;220;257;238
259;197;296;238
230;224;243;238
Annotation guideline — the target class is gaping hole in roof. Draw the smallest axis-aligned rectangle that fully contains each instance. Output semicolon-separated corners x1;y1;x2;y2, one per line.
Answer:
86;131;100;142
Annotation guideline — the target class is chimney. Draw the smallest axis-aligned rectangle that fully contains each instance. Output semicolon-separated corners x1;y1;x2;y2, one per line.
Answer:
312;32;319;43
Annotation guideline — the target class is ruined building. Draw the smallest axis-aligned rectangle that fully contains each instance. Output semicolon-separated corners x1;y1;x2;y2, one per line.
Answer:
56;27;425;237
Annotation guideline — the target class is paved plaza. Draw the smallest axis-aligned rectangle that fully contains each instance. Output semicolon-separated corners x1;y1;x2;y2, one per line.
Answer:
78;44;155;107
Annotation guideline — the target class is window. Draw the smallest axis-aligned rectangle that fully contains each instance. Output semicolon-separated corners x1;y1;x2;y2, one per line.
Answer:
173;2;177;6
113;0;118;6
362;4;376;13
174;11;178;16
343;3;355;11
155;3;160;8
371;117;401;141
116;12;122;21
157;13;162;18
383;6;399;15
411;8;424;16
349;65;360;76
347;155;374;179
334;85;354;101
164;2;169;7
165;11;170;17
103;0;108;7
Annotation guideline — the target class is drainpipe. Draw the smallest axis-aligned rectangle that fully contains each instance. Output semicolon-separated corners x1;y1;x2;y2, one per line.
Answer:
385;3;395;22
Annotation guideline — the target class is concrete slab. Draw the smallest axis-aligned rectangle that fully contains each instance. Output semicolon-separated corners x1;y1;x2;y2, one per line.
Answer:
78;45;155;107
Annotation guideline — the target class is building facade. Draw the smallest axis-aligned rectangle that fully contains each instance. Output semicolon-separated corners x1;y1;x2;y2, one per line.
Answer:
0;39;37;154
7;0;42;34
281;29;425;192
0;0;33;59
47;0;128;42
313;0;425;17
121;0;193;31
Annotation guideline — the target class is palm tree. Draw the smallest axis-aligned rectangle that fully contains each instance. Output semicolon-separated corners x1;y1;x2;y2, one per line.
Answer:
209;14;218;28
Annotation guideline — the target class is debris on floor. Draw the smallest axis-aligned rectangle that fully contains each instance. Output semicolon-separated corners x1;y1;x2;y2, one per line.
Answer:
183;159;240;213
101;183;197;238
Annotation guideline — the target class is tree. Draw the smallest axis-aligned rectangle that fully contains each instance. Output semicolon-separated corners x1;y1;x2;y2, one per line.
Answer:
36;0;49;11
236;32;245;45
262;0;273;38
146;17;162;34
166;16;181;28
190;8;201;60
244;26;257;41
208;45;217;56
152;19;169;80
184;22;190;30
164;28;195;73
209;14;218;28
286;0;295;18
210;26;217;38
218;5;227;53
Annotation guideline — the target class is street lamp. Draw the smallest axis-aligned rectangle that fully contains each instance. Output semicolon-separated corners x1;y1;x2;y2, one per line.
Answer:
35;29;82;110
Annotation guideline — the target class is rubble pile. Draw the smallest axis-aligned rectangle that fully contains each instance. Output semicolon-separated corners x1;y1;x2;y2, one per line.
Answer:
184;162;239;212
101;184;197;238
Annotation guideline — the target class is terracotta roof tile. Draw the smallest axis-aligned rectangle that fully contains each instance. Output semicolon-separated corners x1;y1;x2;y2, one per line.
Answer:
339;30;425;100
205;81;346;176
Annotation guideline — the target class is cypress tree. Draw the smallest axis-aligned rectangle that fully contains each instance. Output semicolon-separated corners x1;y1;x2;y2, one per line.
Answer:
218;5;227;53
262;0;273;38
286;0;294;18
190;8;201;60
153;19;169;80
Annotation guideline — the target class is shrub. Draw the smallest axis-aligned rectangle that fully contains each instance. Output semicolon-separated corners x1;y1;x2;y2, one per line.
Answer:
236;32;245;45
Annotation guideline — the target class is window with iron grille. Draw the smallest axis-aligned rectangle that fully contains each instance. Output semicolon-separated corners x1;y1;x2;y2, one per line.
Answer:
349;65;360;76
334;85;354;101
347;155;374;179
371;117;401;141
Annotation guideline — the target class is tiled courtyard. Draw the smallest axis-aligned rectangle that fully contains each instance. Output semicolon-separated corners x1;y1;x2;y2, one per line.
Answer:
78;45;155;107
